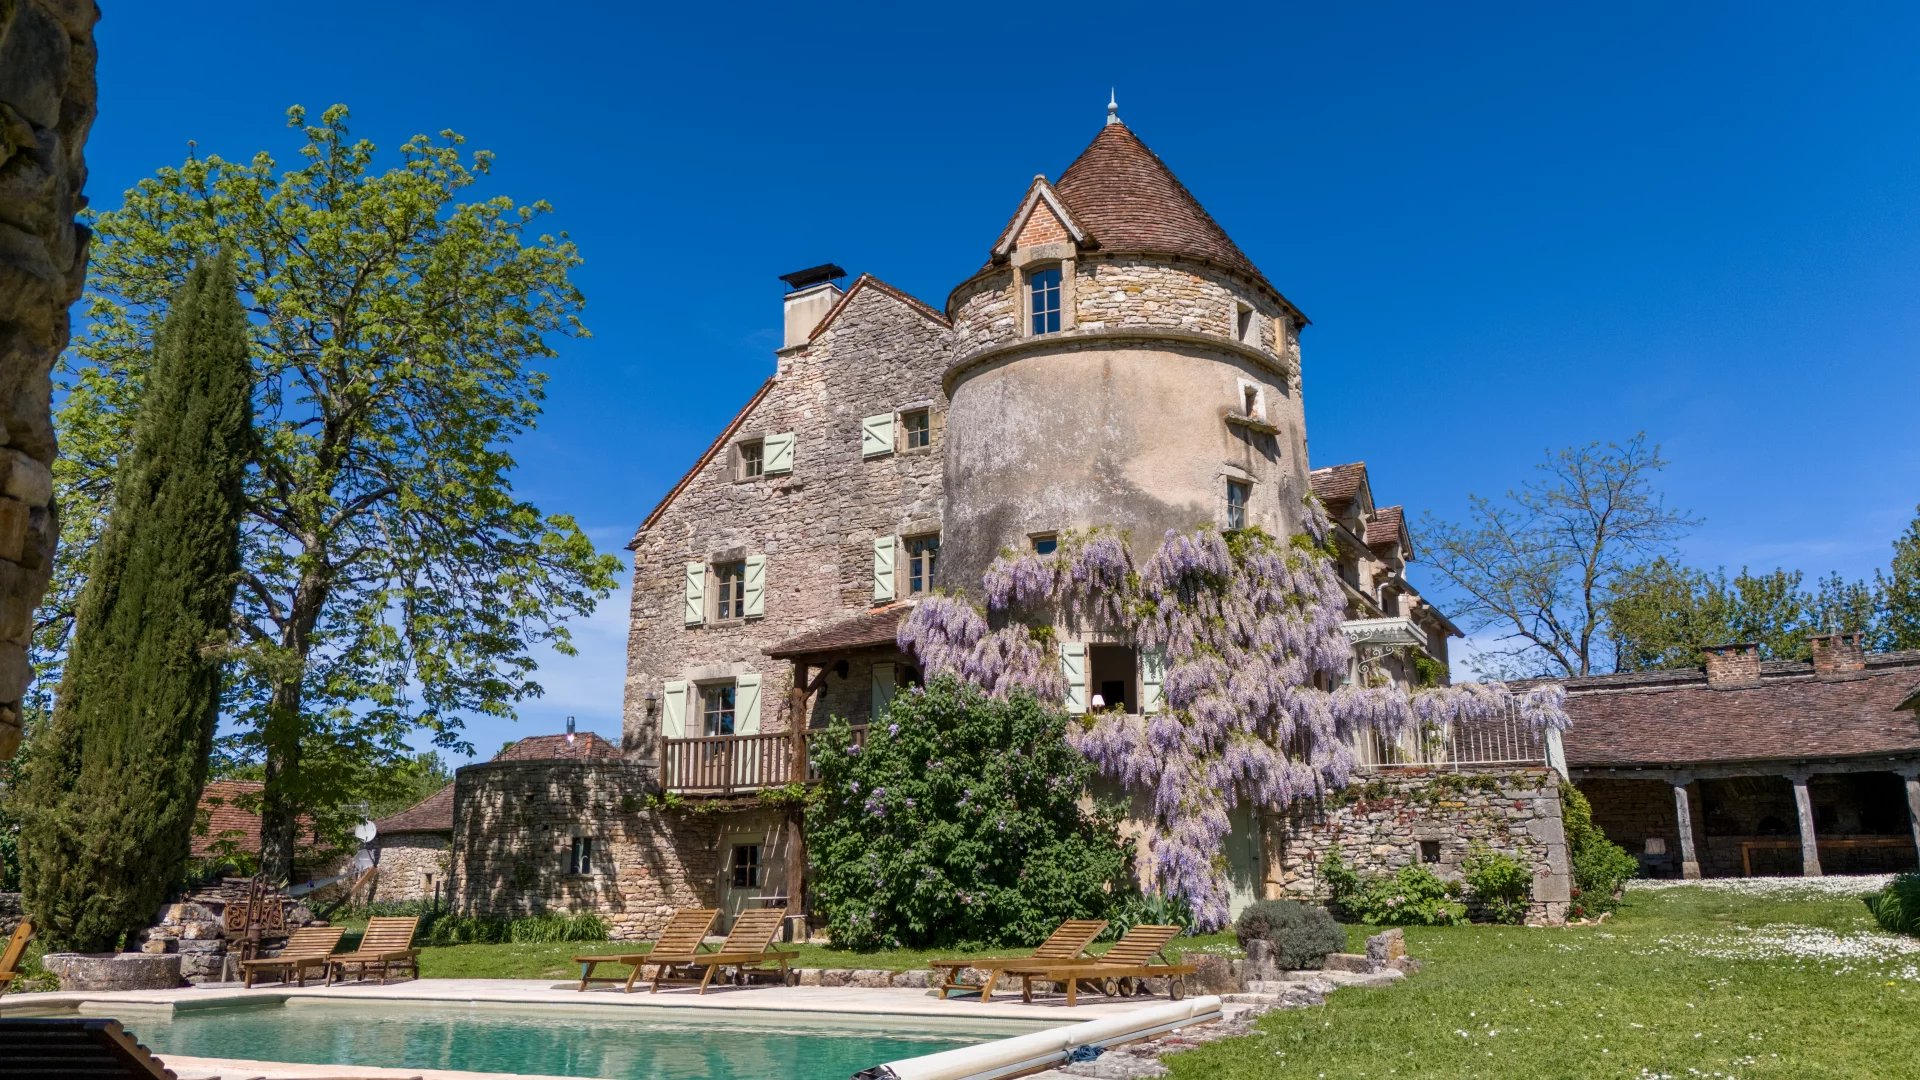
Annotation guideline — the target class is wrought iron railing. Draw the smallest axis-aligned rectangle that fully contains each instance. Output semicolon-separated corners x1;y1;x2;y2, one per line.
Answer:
1353;706;1555;771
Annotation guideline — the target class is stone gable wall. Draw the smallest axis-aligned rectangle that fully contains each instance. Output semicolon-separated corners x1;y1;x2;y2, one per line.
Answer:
0;0;97;758
448;759;788;940
370;833;451;904
1265;769;1573;925
624;284;950;758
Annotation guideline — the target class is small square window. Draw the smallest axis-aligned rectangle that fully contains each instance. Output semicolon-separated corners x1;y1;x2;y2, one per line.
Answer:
737;439;764;480
569;836;596;875
713;561;746;620
902;409;931;450
906;534;939;596
730;844;762;889
1419;840;1441;864
1031;533;1059;556
1226;480;1250;531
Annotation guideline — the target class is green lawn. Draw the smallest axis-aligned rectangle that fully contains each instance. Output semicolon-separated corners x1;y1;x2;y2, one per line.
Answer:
413;930;1243;981
1165;882;1917;1080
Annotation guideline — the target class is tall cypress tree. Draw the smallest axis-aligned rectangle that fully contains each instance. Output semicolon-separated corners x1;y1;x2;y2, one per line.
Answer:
19;254;252;951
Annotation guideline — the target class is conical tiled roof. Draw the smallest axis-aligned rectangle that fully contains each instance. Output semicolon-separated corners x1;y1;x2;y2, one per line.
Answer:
1051;123;1274;295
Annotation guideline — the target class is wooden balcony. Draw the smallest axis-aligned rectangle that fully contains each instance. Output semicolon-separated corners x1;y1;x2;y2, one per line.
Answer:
660;725;869;795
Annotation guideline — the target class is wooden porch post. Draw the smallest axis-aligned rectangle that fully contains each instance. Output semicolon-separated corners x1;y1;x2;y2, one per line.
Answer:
1791;770;1822;877
788;662;811;928
1672;776;1701;880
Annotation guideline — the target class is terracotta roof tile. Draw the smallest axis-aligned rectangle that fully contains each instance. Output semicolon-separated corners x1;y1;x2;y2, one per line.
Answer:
1309;462;1368;509
1052;124;1279;299
194;780;266;858
766;604;913;659
371;783;455;835
1364;506;1406;551
1559;652;1920;768
492;732;623;763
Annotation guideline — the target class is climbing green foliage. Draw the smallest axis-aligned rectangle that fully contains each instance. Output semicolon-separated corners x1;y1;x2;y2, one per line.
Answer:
17;255;253;951
806;677;1135;950
1461;843;1532;924
1561;782;1639;918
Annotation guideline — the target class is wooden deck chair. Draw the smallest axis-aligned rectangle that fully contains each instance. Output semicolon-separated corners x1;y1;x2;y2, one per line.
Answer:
928;918;1108;1002
1006;923;1198;1006
239;925;346;988
0;1017;177;1079
0;919;32;998
325;916;421;985
572;908;719;993
684;907;801;993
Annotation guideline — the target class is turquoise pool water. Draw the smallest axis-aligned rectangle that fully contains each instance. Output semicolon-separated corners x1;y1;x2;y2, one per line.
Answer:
127;1000;1036;1079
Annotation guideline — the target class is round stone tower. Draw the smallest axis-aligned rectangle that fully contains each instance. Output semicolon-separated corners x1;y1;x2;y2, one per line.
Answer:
939;118;1314;588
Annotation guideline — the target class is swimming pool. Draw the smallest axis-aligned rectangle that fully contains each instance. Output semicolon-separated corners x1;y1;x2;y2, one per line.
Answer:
125;999;1051;1080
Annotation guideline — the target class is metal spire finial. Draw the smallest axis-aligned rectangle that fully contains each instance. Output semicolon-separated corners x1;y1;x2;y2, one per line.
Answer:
1106;89;1120;126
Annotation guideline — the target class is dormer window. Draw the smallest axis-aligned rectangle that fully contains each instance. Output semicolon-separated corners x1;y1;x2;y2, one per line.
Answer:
1029;266;1062;334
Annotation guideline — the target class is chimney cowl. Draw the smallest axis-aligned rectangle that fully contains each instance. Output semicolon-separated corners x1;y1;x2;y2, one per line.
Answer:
1702;642;1762;690
1809;632;1867;681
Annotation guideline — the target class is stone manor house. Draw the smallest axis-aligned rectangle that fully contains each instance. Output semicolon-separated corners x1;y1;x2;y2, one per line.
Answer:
369;109;1578;935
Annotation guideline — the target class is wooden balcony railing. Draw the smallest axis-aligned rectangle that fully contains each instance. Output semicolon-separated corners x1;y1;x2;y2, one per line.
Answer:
661;725;869;794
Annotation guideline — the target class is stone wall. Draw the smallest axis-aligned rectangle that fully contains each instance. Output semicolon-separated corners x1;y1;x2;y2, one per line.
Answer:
624;279;951;756
449;759;790;939
0;890;21;935
0;0;97;759
369;833;450;904
1265;769;1572;924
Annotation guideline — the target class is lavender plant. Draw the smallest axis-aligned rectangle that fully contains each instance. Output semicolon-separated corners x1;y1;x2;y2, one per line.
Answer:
898;514;1570;929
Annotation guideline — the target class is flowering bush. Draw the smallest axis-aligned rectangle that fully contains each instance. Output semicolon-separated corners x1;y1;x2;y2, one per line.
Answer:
1461;843;1533;924
1321;850;1467;926
899;516;1571;929
804;677;1134;950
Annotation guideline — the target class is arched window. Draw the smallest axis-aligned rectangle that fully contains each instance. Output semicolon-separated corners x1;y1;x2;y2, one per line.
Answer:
1029;266;1062;334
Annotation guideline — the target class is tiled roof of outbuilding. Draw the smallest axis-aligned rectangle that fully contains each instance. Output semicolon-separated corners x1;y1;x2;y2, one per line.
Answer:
1051;123;1278;299
1309;462;1368;510
1364;506;1407;552
371;784;455;835
1556;651;1920;768
766;604;912;659
194;780;266;858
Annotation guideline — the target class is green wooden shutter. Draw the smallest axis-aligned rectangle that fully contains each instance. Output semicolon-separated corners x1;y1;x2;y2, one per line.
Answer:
743;554;766;618
861;413;895;458
662;680;688;739
1061;642;1087;715
763;432;794;474
870;662;896;721
1141;648;1166;714
683;563;705;626
735;674;762;735
872;536;896;602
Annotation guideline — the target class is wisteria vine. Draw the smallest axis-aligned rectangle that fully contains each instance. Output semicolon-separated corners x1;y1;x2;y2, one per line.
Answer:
897;508;1569;929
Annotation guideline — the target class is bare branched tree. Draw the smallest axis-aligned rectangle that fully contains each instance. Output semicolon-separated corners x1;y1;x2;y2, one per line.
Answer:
1420;434;1699;677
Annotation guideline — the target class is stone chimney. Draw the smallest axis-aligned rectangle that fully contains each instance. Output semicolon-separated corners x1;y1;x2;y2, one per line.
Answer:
779;263;847;349
1703;642;1761;690
1809;632;1867;681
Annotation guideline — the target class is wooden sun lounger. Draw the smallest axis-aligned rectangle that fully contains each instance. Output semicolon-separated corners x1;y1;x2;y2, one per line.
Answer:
325;916;421;985
684;907;801;993
928;918;1108;1002
1005;923;1197;1007
240;924;346;988
0;918;33;998
573;908;719;993
0;1017;178;1079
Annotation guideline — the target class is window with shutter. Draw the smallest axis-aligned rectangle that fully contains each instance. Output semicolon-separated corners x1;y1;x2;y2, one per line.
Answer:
1061;641;1088;715
662;680;689;739
1141;648;1166;714
871;662;896;721
872;536;896;602
743;554;766;618
735;674;762;735
763;432;795;475
683;563;705;626
861;414;895;458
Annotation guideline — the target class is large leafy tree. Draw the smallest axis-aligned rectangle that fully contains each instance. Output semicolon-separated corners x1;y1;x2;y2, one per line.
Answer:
53;106;619;881
18;255;252;950
1420;434;1699;677
1607;559;1883;671
1883;504;1920;650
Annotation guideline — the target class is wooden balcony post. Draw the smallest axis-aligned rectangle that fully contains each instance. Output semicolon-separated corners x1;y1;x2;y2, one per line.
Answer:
790;662;810;783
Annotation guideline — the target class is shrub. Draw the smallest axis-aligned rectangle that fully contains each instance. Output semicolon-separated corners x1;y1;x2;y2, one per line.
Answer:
414;911;608;947
1233;899;1346;969
1561;782;1638;918
1461;843;1532;924
1104;891;1195;940
1320;851;1466;926
806;677;1135;950
1866;873;1920;936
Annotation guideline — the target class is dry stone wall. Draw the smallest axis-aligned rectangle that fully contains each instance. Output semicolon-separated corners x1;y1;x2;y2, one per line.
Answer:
624;282;950;755
0;0;97;758
1265;768;1573;924
369;833;451;904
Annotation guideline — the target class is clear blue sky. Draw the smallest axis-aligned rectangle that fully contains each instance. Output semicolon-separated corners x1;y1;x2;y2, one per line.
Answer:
86;2;1920;759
